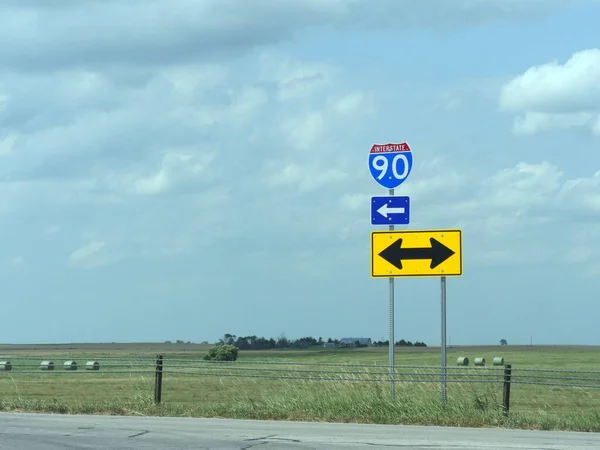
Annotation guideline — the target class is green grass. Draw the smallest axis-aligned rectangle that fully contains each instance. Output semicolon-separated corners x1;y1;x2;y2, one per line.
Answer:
1;344;600;431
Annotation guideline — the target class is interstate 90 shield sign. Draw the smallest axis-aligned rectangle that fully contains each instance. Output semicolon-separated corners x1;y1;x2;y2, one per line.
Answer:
368;142;413;189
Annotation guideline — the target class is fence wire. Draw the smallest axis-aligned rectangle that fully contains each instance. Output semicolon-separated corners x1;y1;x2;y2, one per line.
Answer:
1;358;600;390
1;370;154;375
161;369;504;384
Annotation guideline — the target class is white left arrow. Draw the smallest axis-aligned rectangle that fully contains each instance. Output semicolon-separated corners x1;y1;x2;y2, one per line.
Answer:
377;203;405;218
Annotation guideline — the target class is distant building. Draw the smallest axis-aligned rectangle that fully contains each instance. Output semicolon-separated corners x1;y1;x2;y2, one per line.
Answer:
323;342;336;348
339;337;372;348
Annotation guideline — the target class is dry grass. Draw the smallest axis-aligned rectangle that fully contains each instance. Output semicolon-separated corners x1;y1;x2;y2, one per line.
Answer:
1;343;600;431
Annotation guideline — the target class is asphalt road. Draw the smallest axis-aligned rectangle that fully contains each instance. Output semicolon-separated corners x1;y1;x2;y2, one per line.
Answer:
1;413;599;449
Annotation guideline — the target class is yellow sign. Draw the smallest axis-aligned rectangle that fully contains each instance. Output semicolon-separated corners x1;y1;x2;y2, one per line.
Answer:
371;229;462;278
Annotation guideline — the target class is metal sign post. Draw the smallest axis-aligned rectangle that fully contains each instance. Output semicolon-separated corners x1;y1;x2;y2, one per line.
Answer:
441;276;447;405
388;188;395;401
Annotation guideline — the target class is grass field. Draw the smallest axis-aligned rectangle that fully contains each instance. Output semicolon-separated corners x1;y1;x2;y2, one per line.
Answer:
1;343;599;431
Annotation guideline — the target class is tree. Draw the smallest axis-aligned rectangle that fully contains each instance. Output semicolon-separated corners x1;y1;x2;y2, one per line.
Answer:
203;344;239;361
210;333;428;350
276;336;289;349
500;339;508;346
219;334;236;345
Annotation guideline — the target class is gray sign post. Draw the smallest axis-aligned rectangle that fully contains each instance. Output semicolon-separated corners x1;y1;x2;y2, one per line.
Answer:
388;188;395;401
441;275;447;405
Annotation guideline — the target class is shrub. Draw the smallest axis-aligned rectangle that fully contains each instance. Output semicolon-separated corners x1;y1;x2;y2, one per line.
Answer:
203;344;239;361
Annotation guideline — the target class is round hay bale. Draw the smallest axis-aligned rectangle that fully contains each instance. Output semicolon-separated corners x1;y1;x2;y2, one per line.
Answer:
474;357;486;366
40;361;54;371
86;361;100;371
456;356;469;366
492;356;505;366
63;361;77;371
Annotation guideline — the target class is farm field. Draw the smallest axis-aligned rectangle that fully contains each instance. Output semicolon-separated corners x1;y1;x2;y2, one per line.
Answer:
1;343;599;431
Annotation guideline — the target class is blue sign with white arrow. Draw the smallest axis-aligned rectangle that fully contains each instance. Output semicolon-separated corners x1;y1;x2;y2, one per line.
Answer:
371;196;410;225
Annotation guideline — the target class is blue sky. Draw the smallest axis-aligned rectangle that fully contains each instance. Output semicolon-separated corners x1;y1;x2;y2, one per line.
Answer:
1;0;600;345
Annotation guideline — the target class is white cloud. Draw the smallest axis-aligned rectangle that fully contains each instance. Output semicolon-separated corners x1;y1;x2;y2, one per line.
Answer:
512;112;596;135
259;53;335;102
562;171;600;212
230;87;269;119
564;246;593;264
265;162;348;192
0;134;17;156
103;150;217;197
500;48;600;135
280;112;325;151
339;193;368;212
0;0;350;71
0;0;565;72
479;162;600;228
500;49;600;113
68;240;107;267
463;162;575;221
402;170;467;200
8;255;25;266
160;64;229;93
442;95;464;112
593;116;600;136
43;225;62;235
333;92;369;115
0;43;376;266
483;161;562;208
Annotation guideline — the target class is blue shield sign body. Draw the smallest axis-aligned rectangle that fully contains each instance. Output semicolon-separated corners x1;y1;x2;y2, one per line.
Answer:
368;142;413;189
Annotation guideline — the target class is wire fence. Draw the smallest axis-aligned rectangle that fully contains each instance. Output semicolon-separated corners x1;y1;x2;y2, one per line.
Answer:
1;356;600;415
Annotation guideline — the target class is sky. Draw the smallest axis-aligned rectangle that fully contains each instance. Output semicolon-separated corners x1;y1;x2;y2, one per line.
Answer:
1;0;600;346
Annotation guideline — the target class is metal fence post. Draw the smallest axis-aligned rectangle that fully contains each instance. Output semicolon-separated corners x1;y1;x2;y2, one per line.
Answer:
502;364;512;416
154;355;163;404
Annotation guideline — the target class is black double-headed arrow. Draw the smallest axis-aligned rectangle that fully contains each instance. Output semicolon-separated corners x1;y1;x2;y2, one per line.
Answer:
379;237;455;270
